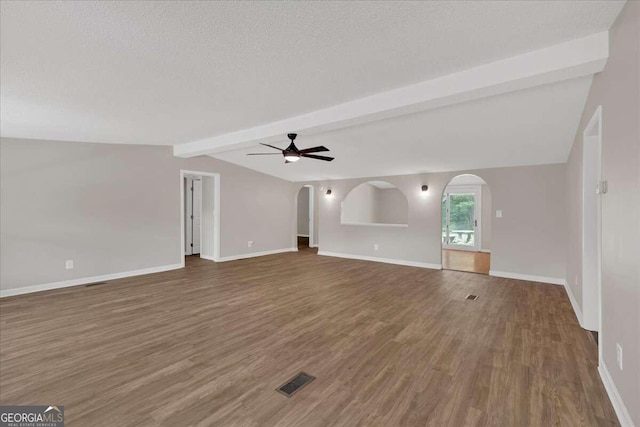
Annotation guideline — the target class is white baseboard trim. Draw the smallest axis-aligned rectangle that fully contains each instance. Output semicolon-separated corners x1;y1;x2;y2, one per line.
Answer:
599;362;635;427
0;263;183;298
297;234;309;238
480;249;491;253
318;251;441;270
309;244;318;248
199;255;217;262
216;247;298;262
563;281;584;327
489;270;566;286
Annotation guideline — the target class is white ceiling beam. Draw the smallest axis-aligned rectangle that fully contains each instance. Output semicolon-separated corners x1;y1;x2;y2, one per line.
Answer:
174;31;609;158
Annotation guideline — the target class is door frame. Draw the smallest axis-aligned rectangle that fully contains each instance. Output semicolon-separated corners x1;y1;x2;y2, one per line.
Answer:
180;170;221;266
184;176;203;255
581;106;603;340
306;185;315;248
442;185;481;252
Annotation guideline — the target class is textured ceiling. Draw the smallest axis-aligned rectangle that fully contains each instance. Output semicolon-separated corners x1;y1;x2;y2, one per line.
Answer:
0;0;625;146
212;76;593;181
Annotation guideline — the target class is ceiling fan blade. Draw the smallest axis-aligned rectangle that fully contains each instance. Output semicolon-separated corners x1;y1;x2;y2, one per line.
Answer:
301;154;334;162
246;153;281;155
260;143;284;151
299;146;330;154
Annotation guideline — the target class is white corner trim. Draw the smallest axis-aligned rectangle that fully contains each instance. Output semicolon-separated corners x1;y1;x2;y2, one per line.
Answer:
318;251;441;270
489;270;566;286
297;234;310;237
563;281;585;328
0;263;183;298
215;247;298;262
598;362;635;427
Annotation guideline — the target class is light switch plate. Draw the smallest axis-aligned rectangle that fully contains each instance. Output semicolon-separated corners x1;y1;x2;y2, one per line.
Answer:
496;210;503;218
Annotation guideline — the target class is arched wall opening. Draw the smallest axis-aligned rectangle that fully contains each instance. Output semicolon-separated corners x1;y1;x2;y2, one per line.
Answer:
296;185;316;251
340;181;409;226
441;174;491;274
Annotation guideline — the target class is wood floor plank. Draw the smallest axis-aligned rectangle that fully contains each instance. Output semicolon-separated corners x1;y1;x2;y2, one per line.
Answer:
0;252;618;426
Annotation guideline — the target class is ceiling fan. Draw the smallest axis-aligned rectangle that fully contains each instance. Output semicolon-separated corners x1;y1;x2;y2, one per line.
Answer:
246;133;334;163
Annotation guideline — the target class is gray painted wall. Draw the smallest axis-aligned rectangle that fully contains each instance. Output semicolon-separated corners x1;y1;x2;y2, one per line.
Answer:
341;183;377;224
480;184;492;251
566;2;639;423
297;186;309;235
316;163;566;279
375;187;409;224
0;138;295;291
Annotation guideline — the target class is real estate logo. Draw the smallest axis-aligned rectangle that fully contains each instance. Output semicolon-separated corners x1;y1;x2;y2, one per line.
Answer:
0;405;64;427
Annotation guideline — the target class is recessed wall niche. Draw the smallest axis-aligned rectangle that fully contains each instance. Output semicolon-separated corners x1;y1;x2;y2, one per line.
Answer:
340;181;408;227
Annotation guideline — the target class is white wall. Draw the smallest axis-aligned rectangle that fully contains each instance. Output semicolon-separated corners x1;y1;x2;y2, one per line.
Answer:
565;2;639;425
0;138;295;293
297;186;309;236
316;163;566;281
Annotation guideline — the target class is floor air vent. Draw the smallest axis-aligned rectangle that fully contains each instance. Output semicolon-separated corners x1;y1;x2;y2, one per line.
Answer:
465;294;478;301
276;372;315;397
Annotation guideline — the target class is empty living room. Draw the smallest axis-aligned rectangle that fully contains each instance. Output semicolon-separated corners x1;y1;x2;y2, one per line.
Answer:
1;1;639;426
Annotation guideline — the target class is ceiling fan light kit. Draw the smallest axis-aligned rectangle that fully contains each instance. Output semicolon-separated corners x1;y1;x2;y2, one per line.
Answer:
246;133;334;164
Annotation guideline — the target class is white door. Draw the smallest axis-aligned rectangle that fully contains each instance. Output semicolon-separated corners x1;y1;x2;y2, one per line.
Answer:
442;186;481;251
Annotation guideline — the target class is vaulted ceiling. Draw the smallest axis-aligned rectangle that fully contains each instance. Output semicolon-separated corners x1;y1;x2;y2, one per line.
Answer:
0;1;626;181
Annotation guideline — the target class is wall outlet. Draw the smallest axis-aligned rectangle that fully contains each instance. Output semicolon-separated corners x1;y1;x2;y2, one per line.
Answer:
65;260;74;270
616;343;623;370
496;210;503;218
373;244;379;251
247;241;254;248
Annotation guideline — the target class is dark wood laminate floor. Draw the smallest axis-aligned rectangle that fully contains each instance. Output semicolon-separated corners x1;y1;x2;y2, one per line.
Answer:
0;251;617;426
298;236;318;254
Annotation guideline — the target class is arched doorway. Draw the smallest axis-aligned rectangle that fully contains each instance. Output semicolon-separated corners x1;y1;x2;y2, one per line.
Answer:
296;185;316;252
441;174;491;274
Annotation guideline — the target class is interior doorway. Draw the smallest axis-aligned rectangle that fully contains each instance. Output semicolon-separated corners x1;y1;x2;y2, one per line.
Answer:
581;106;602;334
441;174;491;274
184;176;201;255
180;170;220;265
296;185;316;252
